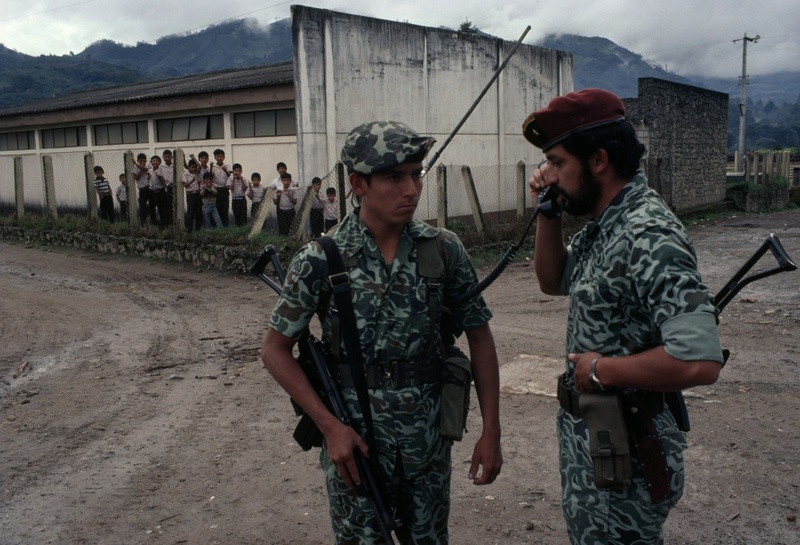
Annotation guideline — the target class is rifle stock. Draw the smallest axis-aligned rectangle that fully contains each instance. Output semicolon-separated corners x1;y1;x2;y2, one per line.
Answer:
251;245;400;544
713;233;796;314
670;233;796;431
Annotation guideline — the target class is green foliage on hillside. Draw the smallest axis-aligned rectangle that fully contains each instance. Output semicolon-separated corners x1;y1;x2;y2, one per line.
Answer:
0;51;145;109
77;18;292;78
538;34;694;98
729;98;800;151
0;18;292;109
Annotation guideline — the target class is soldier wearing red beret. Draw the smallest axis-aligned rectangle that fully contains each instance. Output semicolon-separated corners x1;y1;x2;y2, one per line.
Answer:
524;89;724;544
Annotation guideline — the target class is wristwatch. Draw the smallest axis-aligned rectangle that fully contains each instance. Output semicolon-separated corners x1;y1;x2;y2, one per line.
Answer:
588;356;606;392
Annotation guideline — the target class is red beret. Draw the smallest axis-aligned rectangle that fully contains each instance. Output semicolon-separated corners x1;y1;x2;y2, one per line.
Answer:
522;88;626;150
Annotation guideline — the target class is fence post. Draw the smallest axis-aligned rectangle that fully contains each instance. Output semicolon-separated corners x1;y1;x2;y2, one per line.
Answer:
783;150;791;181
754;152;761;184
84;153;97;223
291;185;314;240
248;188;274;239
174;148;187;236
336;162;347;220
436;164;447;229
42;155;58;220
14;157;24;221
766;152;773;183
124;151;139;231
516;160;526;221
461;165;484;234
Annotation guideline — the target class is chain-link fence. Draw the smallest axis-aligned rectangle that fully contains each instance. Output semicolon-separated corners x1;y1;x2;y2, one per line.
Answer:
0;148;541;246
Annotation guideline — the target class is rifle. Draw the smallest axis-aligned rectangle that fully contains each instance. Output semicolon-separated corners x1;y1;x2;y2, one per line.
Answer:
664;233;796;432
250;246;401;545
713;233;796;314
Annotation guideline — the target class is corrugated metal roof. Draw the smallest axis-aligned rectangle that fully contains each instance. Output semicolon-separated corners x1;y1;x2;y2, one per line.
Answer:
0;62;294;118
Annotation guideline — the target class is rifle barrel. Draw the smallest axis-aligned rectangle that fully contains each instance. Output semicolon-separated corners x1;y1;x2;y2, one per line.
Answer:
422;25;531;176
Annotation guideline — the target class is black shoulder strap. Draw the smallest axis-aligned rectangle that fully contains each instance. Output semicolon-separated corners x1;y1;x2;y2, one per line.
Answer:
417;233;447;352
316;236;378;453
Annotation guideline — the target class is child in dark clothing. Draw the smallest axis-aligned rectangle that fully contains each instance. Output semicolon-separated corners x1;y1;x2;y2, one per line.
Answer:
93;166;114;222
309;177;325;237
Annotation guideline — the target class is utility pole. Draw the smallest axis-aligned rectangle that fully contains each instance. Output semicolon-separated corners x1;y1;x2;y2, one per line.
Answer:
733;33;759;172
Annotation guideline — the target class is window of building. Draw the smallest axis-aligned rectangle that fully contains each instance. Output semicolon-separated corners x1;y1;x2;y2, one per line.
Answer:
40;126;87;149
233;109;296;138
0;131;35;151
93;121;148;146
156;115;224;142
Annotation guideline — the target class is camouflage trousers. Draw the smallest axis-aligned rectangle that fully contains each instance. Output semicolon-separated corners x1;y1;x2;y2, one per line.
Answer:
557;408;687;545
320;440;452;545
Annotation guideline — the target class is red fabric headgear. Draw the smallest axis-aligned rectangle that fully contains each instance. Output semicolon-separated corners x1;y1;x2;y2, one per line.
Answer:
522;88;626;150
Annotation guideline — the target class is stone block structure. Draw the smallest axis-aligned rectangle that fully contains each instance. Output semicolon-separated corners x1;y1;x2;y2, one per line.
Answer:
624;78;728;212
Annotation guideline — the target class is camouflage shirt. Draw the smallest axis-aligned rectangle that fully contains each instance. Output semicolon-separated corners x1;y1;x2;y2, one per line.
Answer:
560;172;723;385
268;210;492;476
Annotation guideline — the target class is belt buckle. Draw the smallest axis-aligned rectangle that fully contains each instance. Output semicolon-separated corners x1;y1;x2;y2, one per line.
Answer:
385;360;397;388
385;359;409;388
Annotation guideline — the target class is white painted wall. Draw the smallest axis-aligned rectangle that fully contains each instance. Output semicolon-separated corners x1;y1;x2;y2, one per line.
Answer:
292;5;572;217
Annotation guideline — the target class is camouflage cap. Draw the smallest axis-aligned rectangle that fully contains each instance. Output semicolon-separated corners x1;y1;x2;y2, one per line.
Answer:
341;121;436;175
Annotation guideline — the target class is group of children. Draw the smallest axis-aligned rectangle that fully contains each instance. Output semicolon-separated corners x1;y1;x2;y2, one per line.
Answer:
92;151;340;236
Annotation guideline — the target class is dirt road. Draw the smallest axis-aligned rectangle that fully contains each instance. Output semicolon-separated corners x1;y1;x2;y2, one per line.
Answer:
1;210;799;545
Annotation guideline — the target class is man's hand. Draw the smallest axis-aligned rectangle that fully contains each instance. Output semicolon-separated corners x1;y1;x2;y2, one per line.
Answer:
569;351;603;393
528;160;552;203
468;429;503;485
323;421;370;490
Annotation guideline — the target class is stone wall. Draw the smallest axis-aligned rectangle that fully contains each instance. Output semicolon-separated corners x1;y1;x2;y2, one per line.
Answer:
0;226;259;274
624;78;728;212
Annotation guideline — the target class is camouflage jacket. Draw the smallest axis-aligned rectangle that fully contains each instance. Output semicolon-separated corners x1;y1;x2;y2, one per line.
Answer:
268;210;492;475
560;172;723;385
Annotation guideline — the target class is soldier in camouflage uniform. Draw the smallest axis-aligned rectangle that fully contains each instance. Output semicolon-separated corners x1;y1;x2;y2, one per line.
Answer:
522;89;724;544
261;121;503;544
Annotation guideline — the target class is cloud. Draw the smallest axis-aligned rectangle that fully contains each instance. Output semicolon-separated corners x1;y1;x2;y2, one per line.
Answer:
3;0;798;79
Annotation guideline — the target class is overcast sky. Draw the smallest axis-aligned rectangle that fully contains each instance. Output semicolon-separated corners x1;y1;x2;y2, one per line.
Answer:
3;0;798;79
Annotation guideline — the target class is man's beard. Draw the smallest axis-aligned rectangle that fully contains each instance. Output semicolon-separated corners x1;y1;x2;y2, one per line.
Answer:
561;160;601;216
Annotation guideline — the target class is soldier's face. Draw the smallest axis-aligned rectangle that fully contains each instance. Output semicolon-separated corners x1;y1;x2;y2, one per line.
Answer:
544;145;600;217
352;162;422;226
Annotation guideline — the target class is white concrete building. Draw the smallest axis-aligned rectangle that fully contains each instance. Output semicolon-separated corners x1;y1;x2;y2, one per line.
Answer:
0;5;572;221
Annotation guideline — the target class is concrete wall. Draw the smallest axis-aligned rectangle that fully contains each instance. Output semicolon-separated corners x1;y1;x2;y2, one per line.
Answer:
291;5;572;210
625;78;728;212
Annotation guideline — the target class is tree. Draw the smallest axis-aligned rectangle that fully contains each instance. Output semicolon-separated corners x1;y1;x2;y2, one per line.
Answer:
459;19;479;34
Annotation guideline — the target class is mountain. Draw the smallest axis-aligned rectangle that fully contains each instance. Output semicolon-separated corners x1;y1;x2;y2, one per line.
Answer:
537;34;695;98
0;45;145;108
538;33;800;107
690;72;800;107
0;18;292;109
0;20;798;150
77;18;292;79
537;33;800;151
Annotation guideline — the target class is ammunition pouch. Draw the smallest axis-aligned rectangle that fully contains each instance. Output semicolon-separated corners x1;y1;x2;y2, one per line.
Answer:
578;391;633;490
293;412;323;451
439;344;472;442
557;374;671;495
290;337;330;451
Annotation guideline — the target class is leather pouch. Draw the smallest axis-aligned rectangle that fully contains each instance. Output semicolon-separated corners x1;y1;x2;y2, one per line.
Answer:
578;392;632;490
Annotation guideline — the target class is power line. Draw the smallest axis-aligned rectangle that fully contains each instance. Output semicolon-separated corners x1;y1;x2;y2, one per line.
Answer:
6;0;100;22
639;33;800;57
182;1;294;35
